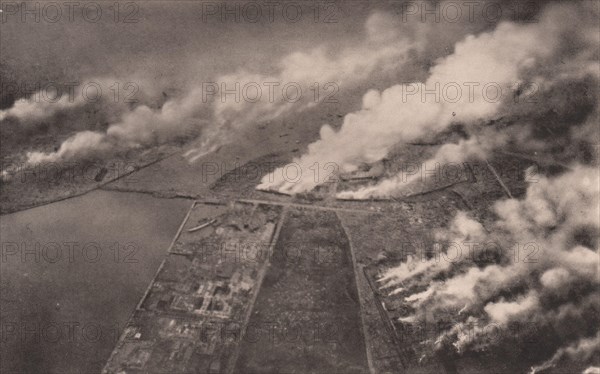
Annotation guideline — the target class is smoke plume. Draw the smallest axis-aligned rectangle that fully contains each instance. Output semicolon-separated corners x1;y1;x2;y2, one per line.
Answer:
0;91;84;123
381;165;599;370
257;3;597;195
22;86;210;165
211;12;415;129
1;12;417;168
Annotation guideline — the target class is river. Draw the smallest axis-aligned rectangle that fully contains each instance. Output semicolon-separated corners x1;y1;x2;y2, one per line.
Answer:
0;190;192;373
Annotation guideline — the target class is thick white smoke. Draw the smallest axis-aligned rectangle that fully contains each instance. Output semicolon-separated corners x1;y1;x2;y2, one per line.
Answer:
337;3;599;199
4;12;416;168
0;77;134;124
181;12;417;162
381;165;599;369
530;332;600;373
337;131;508;199
257;4;587;195
22;86;209;165
211;12;415;129
26;131;109;165
0;92;83;123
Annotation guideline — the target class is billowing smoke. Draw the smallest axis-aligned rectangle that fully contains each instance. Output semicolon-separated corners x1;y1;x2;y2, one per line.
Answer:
181;11;418;162
26;131;110;165
380;165;599;371
337;130;508;199
0;90;83;122
22;86;210;165
257;2;597;195
0;77;140;125
211;12;415;129
336;2;599;199
530;332;600;373
2;12;417;168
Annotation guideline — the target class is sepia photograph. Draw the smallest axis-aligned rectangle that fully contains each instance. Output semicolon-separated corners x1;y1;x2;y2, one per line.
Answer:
0;1;598;373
